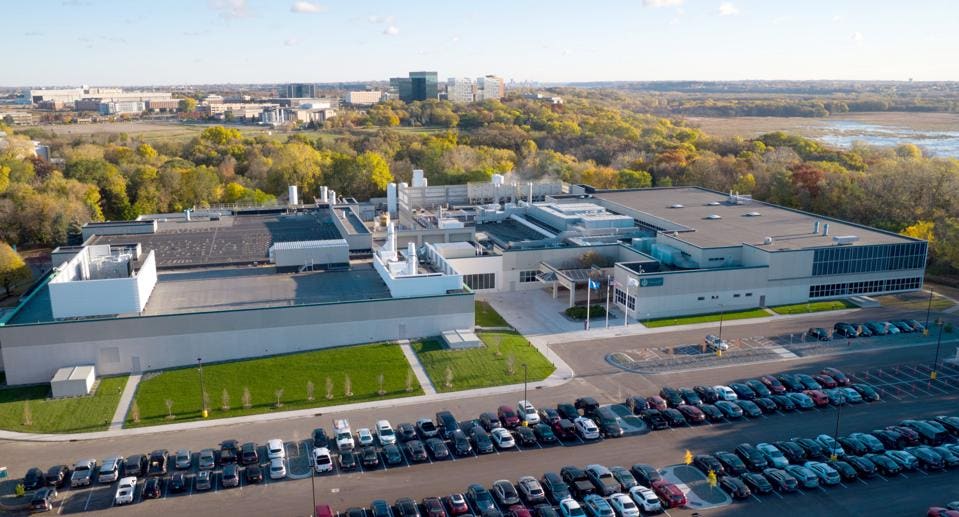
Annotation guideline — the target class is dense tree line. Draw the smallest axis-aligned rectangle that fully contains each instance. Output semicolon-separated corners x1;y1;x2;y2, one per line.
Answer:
1;91;958;276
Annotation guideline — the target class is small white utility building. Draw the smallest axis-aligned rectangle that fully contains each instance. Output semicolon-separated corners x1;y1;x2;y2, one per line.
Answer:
50;365;96;398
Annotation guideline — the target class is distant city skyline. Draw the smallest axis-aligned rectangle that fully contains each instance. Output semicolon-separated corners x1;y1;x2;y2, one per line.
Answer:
4;0;959;86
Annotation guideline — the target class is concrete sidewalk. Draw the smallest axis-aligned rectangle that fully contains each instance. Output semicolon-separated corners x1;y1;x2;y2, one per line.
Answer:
108;374;142;431
398;340;436;396
0;340;576;443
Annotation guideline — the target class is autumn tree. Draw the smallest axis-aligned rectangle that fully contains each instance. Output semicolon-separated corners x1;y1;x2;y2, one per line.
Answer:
0;242;30;296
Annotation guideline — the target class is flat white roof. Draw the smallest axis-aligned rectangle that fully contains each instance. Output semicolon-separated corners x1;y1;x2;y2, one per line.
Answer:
271;239;348;250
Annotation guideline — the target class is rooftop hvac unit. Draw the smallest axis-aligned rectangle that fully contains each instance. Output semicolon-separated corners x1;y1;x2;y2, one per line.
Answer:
705;214;722;220
707;201;721;206
764;236;774;245
744;211;761;217
833;235;859;245
669;204;684;209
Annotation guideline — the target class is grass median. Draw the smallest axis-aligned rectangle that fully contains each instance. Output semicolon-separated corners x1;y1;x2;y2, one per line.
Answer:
0;375;128;433
475;301;510;327
128;343;422;428
644;308;771;328
412;332;554;393
770;300;856;315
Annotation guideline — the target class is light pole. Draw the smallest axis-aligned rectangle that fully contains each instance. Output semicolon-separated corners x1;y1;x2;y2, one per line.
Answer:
197;357;208;418
831;393;844;462
931;318;945;380
522;363;529;426
718;305;726;342
924;289;935;335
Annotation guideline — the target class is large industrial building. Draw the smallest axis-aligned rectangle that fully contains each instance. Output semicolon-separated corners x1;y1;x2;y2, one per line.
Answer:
0;190;472;385
0;175;927;386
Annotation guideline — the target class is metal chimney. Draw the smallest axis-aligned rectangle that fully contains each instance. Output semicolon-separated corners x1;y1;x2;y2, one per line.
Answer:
822;223;830;236
814;221;820;234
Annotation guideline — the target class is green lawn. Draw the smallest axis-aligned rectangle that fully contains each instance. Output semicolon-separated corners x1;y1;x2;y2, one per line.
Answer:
0;376;128;433
770;300;856;315
412;332;554;393
129;343;422;427
874;291;955;311
475;301;509;327
644;308;771;328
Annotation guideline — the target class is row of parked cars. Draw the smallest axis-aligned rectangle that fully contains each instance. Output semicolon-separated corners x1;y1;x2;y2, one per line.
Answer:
808;318;926;340
690;414;959;501
318;460;687;517
637;366;879;431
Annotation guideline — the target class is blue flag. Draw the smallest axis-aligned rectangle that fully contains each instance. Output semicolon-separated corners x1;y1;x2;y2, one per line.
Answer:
588;279;600;290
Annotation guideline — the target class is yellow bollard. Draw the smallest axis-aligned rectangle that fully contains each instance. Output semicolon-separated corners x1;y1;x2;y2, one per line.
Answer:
202;409;209;418
684;449;693;465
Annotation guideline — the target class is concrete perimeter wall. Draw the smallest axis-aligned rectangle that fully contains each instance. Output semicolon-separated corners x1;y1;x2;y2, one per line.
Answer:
0;292;474;385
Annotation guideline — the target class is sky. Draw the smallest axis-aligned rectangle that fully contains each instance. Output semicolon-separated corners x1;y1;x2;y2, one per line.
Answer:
5;0;959;86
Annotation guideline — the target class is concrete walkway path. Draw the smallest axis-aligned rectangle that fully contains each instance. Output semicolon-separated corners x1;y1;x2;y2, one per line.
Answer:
109;373;141;431
398;340;436;396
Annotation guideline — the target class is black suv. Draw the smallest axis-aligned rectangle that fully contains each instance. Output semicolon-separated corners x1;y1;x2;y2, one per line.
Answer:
312;428;330;448
240;442;259;465
574;397;600;417
658;387;684;407
593;407;624;438
219;440;239;465
123;455;147;477
734;443;768;471
808;328;830;341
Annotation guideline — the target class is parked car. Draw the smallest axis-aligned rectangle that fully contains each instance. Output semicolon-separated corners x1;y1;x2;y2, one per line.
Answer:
436;411;460;439
678;387;702;406
661;408;687;427
471;427;495;454
735;443;769;471
645;396;668;410
741;472;773;494
219;440;239;465
852;384;880;402
796;374;822;390
245;464;264;483
241;442;259;465
123;455;146;478
169;471;188;492
728;382;756;400
142;477;163;498
449;431;472;457
312;427;330;448
574;417;601;440
628;485;664;513
396;498;421;517
629;464;662;486
222;464;240;488
30;487;57;512
539;407;562;424
534;423;558;444
692;454;726;477
677;404;706;424
905;446;945;470
467;484;497;514
361;446;380;468
517;400;541;424
517;475;547;504
763;468;798;492
785;464;819;488
269;458;288;479
558;499;586;517
416;418;439;439
426;437;451;460
650;480;686;508
582;494;615;517
174;449;192;470
771;394;797;411
774;440;807;463
377;420;398;445
557;403;580;421
492;428;517;449
864;453;902;475
714;400;744;419
699;404;725;422
718;476;751;499
640;409;669;430
541;472;571;504
745;379;772;398
198;449;216;470
45;465;70;489
734;400;763;418
713;451;748;476
753;397;778;414
561;465;597;499
515;426;537;447
593;407;625;437
827;460;858;481
693;385;720;403
791;437;826;459
813;374;838;389
787;392;816;409
423;497;447;517
405;439;429;462
98;456;123;484
756;443;789;468
396;422;418;442
585;464;620;496
196;470;213;490
609;466;637;491
760;375;787;395
499;406;522;428
444;494;470;516
607;493;640;517
808;327;830;341
23;467;45;491
339;450;358;471
844;455;877;478
804;461;841;485
777;374;805;392
815;434;846;458
575;397;601;416
492;479;521;506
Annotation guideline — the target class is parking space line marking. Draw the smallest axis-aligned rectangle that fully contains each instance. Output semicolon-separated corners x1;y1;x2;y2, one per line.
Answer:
917;469;929;476
876;474;888;482
857;478;869;486
838;482;848;488
770;490;784;499
750;494;763;503
82;488;94;511
817;486;828;494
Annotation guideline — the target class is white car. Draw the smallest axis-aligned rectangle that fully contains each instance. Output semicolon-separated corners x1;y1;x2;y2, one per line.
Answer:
267;438;286;460
357;428;375;447
628;486;663;514
517;400;541;425
269;458;287;479
491;428;516;449
815;434;845;458
376;420;397;445
113;476;136;506
98;456;123;484
312;447;334;473
713;385;738;401
574;417;601;440
803;461;840;485
559;498;586;517
607;493;640;517
756;442;789;468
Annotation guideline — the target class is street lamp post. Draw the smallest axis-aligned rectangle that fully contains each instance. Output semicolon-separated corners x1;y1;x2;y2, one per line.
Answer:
831;393;844;462
931;318;945;380
924;289;935;335
522;363;529;426
197;357;208;419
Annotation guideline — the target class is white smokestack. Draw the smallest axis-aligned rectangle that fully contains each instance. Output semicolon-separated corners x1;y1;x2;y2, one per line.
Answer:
288;185;299;206
528;182;533;204
320;186;328;203
406;241;418;275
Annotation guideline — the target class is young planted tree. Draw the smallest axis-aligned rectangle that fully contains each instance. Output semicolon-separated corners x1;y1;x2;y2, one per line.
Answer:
22;400;32;426
344;374;353;397
325;377;334;400
242;387;252;409
202;391;210;412
274;388;284;408
377;373;386;396
306;380;315;401
444;366;454;389
221;388;230;411
405;370;414;392
164;399;174;419
506;353;516;376
130;400;141;423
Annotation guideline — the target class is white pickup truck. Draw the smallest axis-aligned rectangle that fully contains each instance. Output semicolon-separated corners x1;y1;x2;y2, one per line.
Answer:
333;418;355;452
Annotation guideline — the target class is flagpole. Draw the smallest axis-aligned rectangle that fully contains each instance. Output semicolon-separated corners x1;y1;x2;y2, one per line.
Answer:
623;280;629;328
605;275;611;329
586;279;591;331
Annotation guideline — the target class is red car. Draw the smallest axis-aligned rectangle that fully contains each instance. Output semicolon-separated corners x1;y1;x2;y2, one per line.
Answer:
677;404;706;424
498;406;521;429
552;419;577;441
423;497;448;517
508;505;532;517
927;508;959;517
759;376;787;395
651;479;686;508
315;505;335;517
444;494;470;516
886;426;921;446
646;396;668;411
813;374;838;389
803;390;829;407
821;367;850;386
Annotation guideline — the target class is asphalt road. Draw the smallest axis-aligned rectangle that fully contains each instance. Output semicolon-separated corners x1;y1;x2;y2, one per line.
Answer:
2;308;958;516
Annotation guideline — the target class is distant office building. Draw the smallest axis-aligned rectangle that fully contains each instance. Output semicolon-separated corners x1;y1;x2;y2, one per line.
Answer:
342;91;384;106
282;83;318;99
146;99;179;112
446;78;475;103
475;75;505;101
390;71;438;102
0;111;34;125
99;101;146;115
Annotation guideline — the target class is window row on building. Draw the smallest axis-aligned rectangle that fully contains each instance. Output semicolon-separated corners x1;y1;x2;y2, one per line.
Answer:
812;242;926;276
464;273;496;290
614;288;636;310
809;276;922;298
519;270;539;283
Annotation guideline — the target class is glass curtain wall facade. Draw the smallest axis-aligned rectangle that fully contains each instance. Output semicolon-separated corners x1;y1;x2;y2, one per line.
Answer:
811;242;926;276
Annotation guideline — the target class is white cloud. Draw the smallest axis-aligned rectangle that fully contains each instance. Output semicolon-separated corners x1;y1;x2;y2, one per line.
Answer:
383;25;399;36
850;31;864;43
643;0;683;6
284;38;300;46
832;15;843;22
209;0;249;20
718;2;739;16
291;1;324;14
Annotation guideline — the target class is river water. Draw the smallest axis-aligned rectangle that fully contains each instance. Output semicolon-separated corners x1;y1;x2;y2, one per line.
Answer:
817;120;959;158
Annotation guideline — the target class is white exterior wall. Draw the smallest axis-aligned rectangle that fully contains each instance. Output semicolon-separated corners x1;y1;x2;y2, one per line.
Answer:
1;293;473;385
49;250;156;319
134;251;157;310
373;255;464;297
